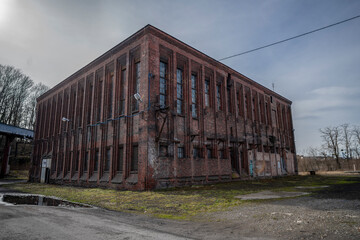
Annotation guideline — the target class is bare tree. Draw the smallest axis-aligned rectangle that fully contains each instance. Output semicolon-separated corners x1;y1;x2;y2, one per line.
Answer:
341;123;353;159
320;126;341;169
306;146;320;170
22;83;49;129
0;64;48;129
353;125;360;159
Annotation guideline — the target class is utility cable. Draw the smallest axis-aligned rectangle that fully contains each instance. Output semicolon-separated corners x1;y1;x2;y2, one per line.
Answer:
218;14;360;61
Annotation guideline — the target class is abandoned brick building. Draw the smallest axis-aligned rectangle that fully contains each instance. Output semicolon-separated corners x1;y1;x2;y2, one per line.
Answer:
30;25;297;190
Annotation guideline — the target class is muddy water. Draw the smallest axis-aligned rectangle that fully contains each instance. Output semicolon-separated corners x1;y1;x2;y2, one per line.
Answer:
1;194;90;207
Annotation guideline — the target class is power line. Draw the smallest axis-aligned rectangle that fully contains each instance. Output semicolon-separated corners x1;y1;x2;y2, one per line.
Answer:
218;14;360;61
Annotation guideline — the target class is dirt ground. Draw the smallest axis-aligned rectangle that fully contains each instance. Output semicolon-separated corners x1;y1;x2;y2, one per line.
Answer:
195;181;360;240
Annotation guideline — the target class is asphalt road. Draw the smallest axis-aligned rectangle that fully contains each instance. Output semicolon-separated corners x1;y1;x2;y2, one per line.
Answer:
0;203;191;240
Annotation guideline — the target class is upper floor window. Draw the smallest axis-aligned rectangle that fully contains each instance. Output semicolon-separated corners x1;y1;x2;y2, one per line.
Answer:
107;74;114;119
132;62;140;112
176;68;183;114
120;69;126;115
204;79;210;107
227;88;232;114
159;61;167;109
191;74;197;118
216;83;222;111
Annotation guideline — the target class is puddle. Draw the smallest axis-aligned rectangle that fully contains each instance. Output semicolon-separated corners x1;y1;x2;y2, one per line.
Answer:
0;194;91;208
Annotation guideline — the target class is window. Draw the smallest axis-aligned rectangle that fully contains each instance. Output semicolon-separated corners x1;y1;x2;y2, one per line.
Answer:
75;151;79;171
245;92;250;119
117;145;123;172
178;147;185;159
205;79;210;107
120;69;126;115
105;148;111;171
176;68;183;114
191;74;197;118
77;85;84;128
94;149;99;172
97;75;103;122
216;84;222;111
86;77;93;124
132;62;140;112
84;151;88;172
218;149;224;159
159;145;168;157
67;152;71;172
107;74;114;119
159;61;167;108
193;147;200;158
265;102;269;125
207;147;213;158
236;90;241;116
131;144;138;172
227;88;232;113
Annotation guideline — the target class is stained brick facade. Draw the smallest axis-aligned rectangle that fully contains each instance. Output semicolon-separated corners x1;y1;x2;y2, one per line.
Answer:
30;25;297;190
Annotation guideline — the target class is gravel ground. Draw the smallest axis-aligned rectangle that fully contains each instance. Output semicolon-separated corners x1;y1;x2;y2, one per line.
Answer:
199;182;360;240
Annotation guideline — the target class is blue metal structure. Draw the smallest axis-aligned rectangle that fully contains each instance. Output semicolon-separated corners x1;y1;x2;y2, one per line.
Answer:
0;123;34;139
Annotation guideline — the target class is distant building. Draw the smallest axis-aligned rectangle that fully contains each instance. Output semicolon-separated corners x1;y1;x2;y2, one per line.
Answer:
30;25;297;190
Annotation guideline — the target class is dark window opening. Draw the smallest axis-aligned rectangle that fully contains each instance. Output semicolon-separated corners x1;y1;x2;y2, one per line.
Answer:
227;88;232;114
84;151;88;172
178;147;185;159
94;149;99;172
117;145;124;172
131;144;138;172
120;69;126;115
105;148;111;171
107;74;114;119
207;147;213;158
193;147;200;158
159;145;168;157
75;151;79;171
218;149;224;159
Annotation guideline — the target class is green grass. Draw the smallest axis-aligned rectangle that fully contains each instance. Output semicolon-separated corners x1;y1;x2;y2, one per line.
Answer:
5;175;360;220
6;170;28;180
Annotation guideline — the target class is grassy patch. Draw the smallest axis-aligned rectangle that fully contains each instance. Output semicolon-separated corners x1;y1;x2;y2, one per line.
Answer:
6;170;28;180
5;175;360;220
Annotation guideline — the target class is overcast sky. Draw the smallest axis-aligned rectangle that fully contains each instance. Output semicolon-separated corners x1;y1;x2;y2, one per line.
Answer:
0;0;359;153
